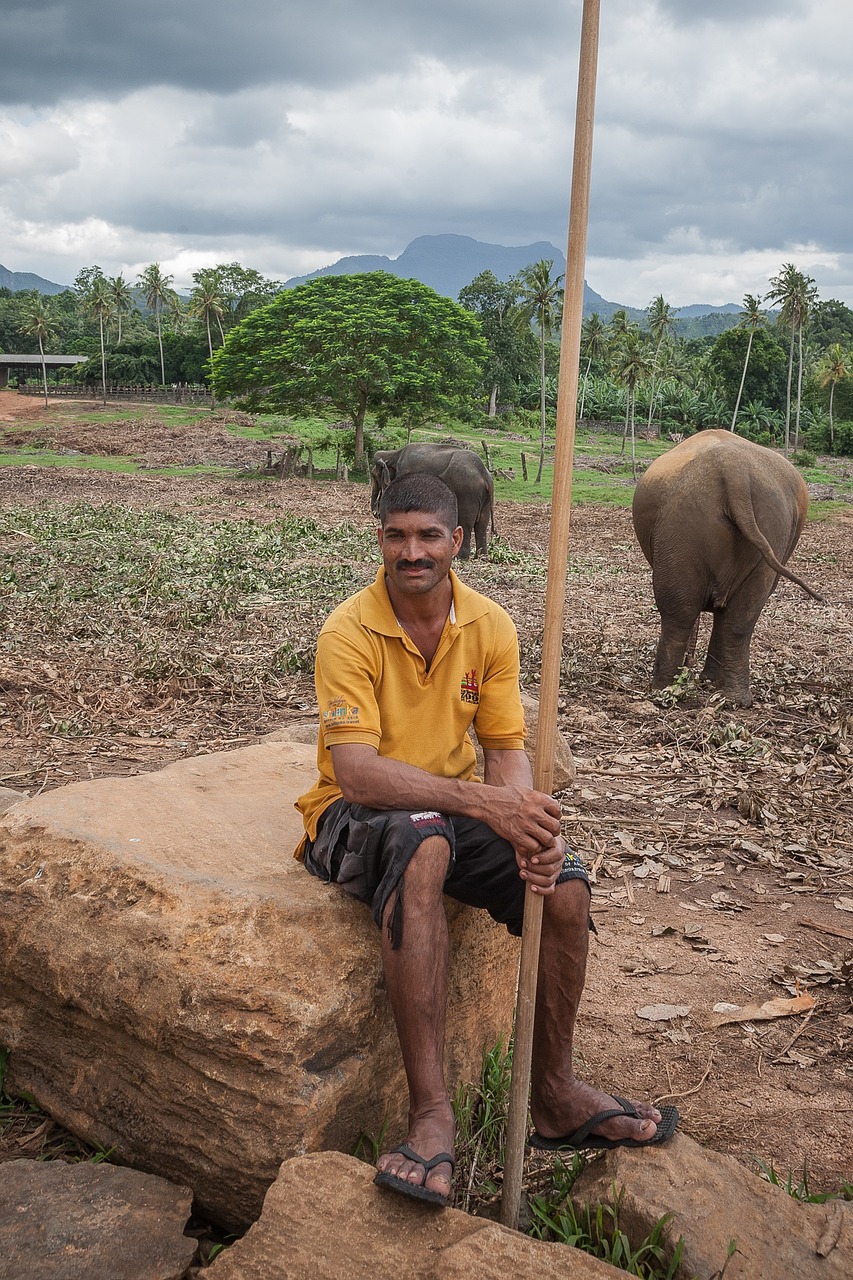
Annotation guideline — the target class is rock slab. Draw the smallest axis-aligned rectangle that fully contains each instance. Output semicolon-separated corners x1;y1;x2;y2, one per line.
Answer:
0;742;520;1230
574;1131;853;1280
208;1150;624;1279
0;1159;195;1280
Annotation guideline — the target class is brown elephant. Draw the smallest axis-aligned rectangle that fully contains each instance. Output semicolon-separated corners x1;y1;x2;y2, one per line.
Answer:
631;430;823;706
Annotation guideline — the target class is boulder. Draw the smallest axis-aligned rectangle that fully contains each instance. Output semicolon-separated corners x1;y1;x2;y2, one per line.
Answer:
573;1131;853;1280
0;742;521;1231
0;1159;195;1280
0;786;26;815
208;1150;624;1279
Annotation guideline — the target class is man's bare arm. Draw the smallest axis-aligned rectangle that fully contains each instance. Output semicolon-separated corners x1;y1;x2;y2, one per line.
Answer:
330;742;561;865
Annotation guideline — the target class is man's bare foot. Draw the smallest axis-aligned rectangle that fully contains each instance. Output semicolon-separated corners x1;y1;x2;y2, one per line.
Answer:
531;1078;663;1146
375;1102;455;1199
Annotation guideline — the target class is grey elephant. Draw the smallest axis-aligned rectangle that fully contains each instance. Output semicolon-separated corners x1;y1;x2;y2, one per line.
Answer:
632;430;823;706
370;443;495;559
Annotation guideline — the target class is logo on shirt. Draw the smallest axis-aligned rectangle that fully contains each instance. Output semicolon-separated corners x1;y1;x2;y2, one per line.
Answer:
323;697;360;727
460;669;480;704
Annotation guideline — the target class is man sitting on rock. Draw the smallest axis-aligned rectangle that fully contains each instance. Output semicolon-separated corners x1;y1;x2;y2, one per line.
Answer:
296;473;677;1207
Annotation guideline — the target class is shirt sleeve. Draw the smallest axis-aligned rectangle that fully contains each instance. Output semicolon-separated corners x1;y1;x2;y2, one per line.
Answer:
314;623;382;749
471;610;526;751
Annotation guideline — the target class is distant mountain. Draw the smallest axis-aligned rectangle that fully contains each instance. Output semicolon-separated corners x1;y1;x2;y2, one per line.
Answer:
0;264;69;295
283;234;737;333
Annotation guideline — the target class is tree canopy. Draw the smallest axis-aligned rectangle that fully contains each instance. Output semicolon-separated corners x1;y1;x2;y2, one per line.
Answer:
211;272;488;468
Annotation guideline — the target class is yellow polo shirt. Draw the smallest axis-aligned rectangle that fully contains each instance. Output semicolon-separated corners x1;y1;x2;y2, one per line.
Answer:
295;567;526;846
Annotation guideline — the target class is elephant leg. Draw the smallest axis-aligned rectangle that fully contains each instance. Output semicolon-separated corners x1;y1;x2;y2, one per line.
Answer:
701;569;776;707
474;510;490;558
652;612;700;689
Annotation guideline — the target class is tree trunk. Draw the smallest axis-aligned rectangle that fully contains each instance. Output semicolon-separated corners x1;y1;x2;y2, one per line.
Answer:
794;324;804;451
99;314;107;406
157;309;166;386
829;382;835;447
353;388;368;472
731;330;754;431
39;336;49;409
579;356;591;423
630;390;638;481
535;327;546;483
783;325;795;455
488;383;498;417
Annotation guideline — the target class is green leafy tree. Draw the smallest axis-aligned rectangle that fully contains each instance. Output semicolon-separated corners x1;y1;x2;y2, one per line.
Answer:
514;259;564;482
212;272;488;471
767;264;818;453
137;263;177;385
645;294;675;434
210;263;281;328
18;292;58;407
708;326;787;419
458;270;535;416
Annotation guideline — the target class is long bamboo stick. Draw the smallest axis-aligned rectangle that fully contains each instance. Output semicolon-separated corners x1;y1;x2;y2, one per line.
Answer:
500;0;601;1231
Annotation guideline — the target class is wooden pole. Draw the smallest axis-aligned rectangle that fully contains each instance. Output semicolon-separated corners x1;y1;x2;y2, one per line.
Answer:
500;0;601;1230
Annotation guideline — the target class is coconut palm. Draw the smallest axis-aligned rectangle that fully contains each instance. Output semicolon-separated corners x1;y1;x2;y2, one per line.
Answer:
77;275;113;405
18;292;58;408
578;312;608;423
190;269;227;363
645;295;676;435
730;294;766;431
514;259;564;482
137;263;176;384
613;330;651;476
817;343;850;448
767;264;818;454
109;275;134;345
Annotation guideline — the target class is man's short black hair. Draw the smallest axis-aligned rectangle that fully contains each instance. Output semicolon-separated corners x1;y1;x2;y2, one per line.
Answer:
379;473;459;532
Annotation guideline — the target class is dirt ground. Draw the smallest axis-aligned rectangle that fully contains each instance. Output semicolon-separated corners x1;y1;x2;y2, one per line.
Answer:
1;392;852;1197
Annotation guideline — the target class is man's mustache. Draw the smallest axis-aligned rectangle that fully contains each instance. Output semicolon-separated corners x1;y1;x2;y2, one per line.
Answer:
398;559;436;571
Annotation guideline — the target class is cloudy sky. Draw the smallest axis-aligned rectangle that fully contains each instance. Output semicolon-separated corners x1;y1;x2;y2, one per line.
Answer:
2;0;851;307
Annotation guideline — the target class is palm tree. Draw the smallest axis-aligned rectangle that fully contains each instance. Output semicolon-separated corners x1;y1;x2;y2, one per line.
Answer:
818;343;850;448
613;330;650;476
189;269;226;363
514;259;564;482
578;313;607;423
645;295;675;435
730;294;766;432
18;293;58;408
109;275;134;346
80;276;113;405
767;264;818;454
137;263;176;384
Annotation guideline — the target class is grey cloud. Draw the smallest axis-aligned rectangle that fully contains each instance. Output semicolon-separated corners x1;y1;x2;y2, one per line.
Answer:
0;0;579;107
655;0;806;24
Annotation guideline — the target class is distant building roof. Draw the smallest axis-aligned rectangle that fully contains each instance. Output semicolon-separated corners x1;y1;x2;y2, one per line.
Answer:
0;353;87;366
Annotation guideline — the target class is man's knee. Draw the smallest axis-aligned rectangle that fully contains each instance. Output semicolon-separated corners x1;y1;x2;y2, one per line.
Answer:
405;834;453;889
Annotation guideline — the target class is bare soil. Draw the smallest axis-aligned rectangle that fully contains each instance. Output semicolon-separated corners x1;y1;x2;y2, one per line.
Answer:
1;393;852;1198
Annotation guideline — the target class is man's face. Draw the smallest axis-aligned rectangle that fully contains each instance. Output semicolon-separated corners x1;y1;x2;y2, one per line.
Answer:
378;509;464;597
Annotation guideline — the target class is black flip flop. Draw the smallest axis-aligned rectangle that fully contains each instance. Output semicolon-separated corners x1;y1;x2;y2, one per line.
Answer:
374;1143;455;1207
529;1097;679;1152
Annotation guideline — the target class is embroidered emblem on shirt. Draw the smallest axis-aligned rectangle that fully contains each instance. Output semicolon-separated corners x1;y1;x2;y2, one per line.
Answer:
460;668;480;704
323;696;360;726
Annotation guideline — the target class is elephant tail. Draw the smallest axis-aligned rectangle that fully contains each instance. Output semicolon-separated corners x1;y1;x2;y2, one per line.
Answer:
727;489;824;603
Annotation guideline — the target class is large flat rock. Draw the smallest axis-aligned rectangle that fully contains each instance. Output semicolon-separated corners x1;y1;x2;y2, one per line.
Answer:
208;1151;624;1279
0;1159;195;1280
0;743;520;1230
574;1131;853;1279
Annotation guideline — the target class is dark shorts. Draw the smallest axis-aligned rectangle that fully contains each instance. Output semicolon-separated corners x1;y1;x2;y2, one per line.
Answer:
302;799;590;948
